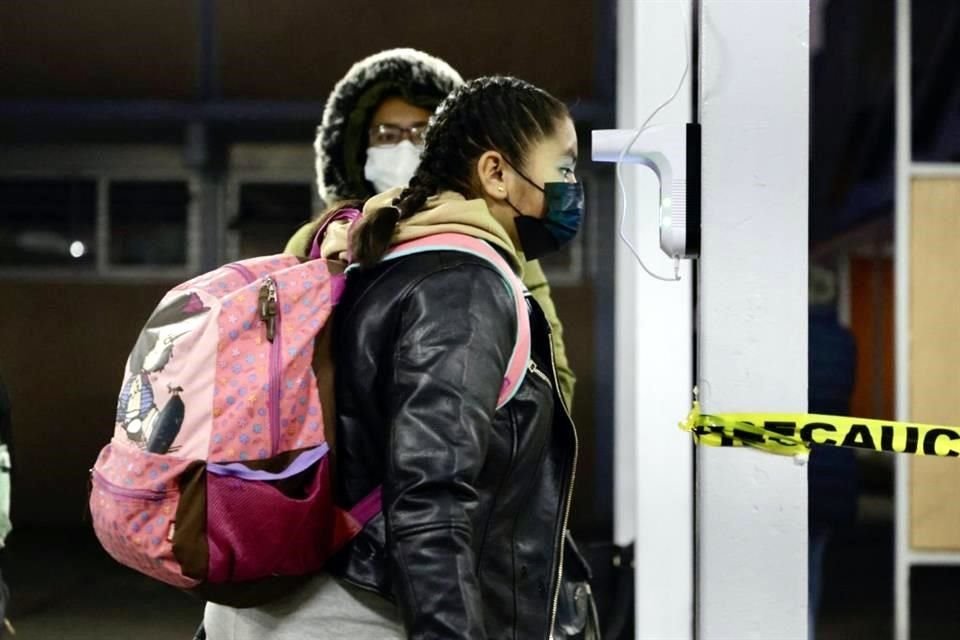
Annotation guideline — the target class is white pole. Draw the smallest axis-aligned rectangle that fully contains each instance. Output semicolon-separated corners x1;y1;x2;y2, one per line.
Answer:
615;1;693;638
894;0;912;637
697;1;809;638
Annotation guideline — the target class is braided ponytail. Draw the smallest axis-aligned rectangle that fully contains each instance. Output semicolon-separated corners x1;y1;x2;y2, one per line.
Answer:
351;171;440;266
351;75;569;267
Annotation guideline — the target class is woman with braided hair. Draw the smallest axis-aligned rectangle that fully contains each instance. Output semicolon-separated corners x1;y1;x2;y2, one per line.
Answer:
284;48;577;408
204;76;597;640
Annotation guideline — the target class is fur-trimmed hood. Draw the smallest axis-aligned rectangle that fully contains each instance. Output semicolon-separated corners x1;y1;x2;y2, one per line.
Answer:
314;48;463;203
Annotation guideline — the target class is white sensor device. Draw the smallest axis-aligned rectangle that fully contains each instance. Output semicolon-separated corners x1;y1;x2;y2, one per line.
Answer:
592;123;701;259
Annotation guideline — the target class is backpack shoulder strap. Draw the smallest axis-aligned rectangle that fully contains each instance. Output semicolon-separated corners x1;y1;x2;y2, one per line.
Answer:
383;233;530;410
308;207;362;260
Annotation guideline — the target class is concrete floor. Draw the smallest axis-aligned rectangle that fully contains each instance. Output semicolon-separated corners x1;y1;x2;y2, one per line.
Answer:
5;527;202;639
2;521;959;639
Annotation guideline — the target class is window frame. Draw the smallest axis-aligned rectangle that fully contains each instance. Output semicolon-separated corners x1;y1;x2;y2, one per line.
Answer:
224;143;319;262
0;145;200;282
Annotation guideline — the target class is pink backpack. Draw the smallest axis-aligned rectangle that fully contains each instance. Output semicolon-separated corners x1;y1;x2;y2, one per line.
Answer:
89;220;531;607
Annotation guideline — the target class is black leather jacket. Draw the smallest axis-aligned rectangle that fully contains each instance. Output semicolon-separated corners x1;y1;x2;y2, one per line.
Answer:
328;249;596;639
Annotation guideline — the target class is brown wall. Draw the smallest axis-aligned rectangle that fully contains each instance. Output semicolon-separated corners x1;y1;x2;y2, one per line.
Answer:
0;1;197;99
218;0;595;100
0;280;173;526
849;256;894;421
1;0;596;101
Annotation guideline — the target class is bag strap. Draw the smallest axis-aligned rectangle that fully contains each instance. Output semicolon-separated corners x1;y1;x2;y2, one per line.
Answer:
308;207;362;260
343;234;531;524
381;233;531;410
307;208;362;304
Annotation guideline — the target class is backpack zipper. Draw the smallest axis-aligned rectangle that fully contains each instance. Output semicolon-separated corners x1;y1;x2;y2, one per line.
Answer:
91;469;169;501
258;276;282;454
226;263;284;455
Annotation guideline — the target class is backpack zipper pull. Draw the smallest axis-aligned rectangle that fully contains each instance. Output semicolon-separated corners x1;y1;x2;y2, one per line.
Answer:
259;277;279;342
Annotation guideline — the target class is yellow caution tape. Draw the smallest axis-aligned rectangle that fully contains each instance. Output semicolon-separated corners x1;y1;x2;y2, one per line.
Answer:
681;401;960;457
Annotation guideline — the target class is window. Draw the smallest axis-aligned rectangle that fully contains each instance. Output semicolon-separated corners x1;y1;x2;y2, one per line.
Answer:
0;171;195;278
232;182;313;258
109;181;190;266
0;178;97;268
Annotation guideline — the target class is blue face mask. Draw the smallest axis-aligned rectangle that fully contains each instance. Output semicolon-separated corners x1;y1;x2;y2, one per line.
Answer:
504;162;585;261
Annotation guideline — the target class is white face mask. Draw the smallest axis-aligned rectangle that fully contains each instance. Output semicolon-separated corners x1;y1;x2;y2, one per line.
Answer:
364;140;423;193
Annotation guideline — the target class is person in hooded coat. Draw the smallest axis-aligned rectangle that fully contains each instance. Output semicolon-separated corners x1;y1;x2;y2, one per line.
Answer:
284;48;576;407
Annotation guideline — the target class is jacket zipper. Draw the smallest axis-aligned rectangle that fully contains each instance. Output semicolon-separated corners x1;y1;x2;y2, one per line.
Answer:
528;360;553;388
545;323;579;640
258;276;283;454
91;469;169;501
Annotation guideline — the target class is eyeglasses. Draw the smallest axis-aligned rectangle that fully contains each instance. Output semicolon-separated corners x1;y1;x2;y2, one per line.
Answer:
368;123;428;147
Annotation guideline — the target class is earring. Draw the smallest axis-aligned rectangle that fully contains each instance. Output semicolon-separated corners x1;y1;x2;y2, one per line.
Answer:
497;186;505;192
